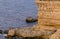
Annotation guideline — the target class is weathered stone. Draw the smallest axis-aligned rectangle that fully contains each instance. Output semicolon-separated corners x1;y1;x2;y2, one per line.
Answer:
6;27;57;39
7;28;15;37
49;29;60;39
36;0;60;28
16;27;43;37
33;25;57;31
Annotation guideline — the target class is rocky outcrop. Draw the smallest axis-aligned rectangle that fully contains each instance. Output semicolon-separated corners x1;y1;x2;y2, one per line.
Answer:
33;25;57;31
36;0;60;28
33;25;57;39
7;28;15;37
6;27;44;39
6;26;57;39
15;27;43;37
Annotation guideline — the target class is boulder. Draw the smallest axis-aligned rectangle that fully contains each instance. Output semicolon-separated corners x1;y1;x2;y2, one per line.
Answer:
7;28;15;38
26;17;37;23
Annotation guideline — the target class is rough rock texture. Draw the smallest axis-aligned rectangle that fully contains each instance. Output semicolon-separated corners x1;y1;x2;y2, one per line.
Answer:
34;0;60;38
36;0;60;28
7;26;57;39
49;29;60;39
33;25;57;31
15;27;43;37
33;25;57;39
7;28;15;37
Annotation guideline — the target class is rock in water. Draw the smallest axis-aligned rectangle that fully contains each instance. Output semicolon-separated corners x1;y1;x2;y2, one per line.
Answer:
50;29;60;39
4;30;8;34
26;17;37;23
0;30;3;34
15;27;43;37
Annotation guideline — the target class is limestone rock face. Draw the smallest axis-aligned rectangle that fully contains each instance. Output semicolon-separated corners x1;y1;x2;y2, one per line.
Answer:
36;0;60;28
33;25;57;31
33;25;57;39
7;27;57;39
50;29;60;39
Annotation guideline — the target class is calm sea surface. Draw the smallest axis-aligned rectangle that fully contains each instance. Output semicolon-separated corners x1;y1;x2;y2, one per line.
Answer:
0;0;37;39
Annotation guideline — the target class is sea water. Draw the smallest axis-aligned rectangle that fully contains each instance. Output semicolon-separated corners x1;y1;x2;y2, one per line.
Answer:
0;0;37;39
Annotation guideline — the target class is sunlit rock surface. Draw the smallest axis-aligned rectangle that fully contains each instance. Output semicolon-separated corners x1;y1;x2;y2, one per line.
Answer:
50;29;60;39
7;28;15;37
33;25;57;31
15;27;43;37
7;26;57;39
36;0;60;28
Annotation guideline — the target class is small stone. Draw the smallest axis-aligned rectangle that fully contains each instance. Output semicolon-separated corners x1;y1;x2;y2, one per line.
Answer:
26;17;37;23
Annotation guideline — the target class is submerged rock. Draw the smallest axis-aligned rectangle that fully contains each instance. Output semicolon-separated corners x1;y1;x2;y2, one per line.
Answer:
0;30;3;34
4;30;8;34
26;17;37;23
33;25;57;31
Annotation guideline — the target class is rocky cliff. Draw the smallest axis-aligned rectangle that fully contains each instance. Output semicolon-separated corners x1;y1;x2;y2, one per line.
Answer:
35;0;60;28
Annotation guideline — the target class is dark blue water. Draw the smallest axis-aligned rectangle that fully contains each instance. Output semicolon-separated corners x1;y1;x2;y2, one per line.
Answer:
0;0;37;39
0;0;37;30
